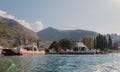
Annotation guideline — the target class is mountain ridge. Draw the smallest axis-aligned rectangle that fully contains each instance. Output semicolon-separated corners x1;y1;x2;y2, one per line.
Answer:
37;27;98;41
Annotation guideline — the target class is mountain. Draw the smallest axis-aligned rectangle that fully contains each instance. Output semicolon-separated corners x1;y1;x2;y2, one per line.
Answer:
0;22;37;47
0;16;38;39
37;27;98;41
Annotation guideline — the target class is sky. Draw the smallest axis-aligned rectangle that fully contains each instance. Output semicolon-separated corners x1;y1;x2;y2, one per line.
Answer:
0;0;120;34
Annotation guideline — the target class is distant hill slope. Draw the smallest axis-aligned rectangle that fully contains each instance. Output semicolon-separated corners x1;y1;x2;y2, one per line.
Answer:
0;22;37;46
37;27;98;41
0;16;38;39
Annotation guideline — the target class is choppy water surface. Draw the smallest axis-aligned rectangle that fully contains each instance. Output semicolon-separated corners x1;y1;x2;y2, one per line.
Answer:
0;53;120;72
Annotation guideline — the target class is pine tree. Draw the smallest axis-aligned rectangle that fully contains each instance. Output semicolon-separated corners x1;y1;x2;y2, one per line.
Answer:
94;37;96;49
103;36;108;50
108;35;112;50
95;34;108;51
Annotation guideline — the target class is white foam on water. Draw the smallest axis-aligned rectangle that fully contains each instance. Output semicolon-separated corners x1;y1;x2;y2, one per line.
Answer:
81;61;120;72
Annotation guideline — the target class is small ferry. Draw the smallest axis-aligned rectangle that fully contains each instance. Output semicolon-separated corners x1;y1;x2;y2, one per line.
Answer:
1;44;45;56
59;49;99;54
14;44;45;55
59;41;100;54
2;48;21;56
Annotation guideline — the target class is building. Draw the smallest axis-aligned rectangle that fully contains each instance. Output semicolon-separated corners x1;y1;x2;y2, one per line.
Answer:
72;41;88;51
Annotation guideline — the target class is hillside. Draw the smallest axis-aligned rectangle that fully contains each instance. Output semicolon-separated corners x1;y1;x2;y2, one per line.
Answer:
0;22;36;47
37;27;98;41
0;16;38;39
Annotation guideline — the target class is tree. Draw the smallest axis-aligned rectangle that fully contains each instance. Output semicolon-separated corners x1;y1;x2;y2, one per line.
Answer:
49;41;59;52
95;34;108;51
108;35;112;50
37;39;40;49
49;39;72;52
94;37;97;49
103;36;108;50
59;39;72;50
80;36;94;49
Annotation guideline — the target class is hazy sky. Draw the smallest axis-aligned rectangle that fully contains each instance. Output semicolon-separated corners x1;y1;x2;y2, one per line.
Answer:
0;0;120;34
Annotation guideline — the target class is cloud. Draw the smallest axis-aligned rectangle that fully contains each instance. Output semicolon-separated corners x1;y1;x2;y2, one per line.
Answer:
0;10;15;19
16;19;32;30
0;10;32;30
34;21;44;32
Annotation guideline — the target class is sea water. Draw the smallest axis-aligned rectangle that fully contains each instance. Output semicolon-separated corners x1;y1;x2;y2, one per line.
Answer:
0;53;120;72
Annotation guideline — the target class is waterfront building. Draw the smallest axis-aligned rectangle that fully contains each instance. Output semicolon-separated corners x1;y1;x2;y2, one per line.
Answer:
72;41;88;51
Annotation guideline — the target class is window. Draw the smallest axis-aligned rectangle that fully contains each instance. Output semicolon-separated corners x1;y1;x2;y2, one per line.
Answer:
34;47;37;51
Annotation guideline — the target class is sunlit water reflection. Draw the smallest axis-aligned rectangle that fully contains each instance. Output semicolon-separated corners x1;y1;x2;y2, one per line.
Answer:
0;53;120;72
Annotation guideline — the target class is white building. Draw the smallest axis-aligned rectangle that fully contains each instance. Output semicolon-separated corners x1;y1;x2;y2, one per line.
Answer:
72;41;88;51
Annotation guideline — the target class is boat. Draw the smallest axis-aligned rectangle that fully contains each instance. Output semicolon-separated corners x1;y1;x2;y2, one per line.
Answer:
59;49;99;54
59;41;100;54
2;48;21;56
14;44;45;55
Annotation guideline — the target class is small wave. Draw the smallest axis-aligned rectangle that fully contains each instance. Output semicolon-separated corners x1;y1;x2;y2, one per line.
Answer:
81;61;120;72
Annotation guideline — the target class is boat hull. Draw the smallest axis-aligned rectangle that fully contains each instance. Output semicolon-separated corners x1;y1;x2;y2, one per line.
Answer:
21;51;45;55
59;51;100;54
2;49;45;56
2;49;21;56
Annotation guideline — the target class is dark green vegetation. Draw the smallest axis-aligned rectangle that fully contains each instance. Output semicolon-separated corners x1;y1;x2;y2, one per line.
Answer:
48;39;72;52
0;22;37;47
49;41;59;52
94;34;113;51
37;27;98;41
108;35;113;49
